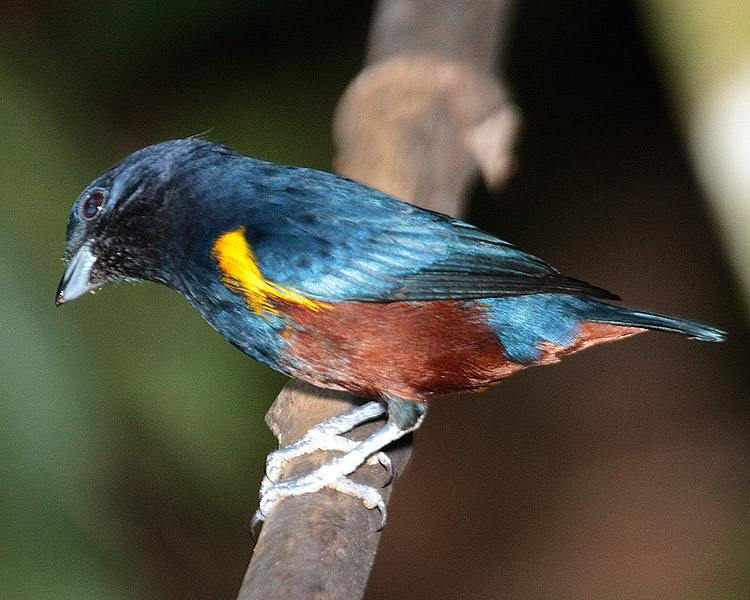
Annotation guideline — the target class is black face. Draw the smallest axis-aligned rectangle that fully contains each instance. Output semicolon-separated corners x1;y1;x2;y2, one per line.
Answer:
57;141;196;304
56;138;246;305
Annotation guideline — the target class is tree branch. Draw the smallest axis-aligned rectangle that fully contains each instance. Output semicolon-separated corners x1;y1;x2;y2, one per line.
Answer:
335;0;520;215
238;381;412;599
238;1;519;597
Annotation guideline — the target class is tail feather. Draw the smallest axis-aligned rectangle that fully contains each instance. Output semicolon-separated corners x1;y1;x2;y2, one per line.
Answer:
586;304;726;342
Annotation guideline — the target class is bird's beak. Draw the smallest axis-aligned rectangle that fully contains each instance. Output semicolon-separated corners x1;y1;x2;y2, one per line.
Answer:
56;244;97;306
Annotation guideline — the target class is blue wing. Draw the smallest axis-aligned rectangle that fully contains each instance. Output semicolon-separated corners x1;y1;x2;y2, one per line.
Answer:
162;142;615;303
221;162;617;303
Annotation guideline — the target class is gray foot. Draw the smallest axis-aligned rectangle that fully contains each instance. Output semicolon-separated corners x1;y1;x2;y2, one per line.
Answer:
253;420;410;535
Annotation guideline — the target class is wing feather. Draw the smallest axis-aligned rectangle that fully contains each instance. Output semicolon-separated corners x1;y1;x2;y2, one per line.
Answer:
230;161;618;303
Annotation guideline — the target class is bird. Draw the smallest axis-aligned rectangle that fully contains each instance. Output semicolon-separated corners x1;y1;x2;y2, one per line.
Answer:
56;138;725;529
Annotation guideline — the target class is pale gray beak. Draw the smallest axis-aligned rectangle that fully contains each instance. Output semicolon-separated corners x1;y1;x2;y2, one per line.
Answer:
56;244;98;305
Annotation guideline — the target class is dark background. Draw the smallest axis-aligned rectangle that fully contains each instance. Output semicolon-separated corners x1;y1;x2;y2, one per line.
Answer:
1;1;747;598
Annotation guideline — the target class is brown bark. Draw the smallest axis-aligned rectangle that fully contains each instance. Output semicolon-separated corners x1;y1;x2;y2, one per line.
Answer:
238;1;519;597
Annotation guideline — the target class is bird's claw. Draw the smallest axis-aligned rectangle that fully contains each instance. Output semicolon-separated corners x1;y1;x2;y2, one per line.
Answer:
367;451;394;485
251;402;399;538
265;431;393;485
252;463;388;537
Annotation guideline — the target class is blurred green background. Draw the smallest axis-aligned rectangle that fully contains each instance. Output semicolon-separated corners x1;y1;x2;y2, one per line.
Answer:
1;1;748;599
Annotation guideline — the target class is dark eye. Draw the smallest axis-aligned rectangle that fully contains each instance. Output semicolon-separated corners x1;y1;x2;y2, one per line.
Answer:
81;191;105;219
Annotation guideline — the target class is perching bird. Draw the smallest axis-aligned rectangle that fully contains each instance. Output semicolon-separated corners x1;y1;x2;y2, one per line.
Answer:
56;139;725;528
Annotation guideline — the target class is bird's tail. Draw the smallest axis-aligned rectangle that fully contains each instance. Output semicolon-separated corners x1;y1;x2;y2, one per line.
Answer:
584;302;725;342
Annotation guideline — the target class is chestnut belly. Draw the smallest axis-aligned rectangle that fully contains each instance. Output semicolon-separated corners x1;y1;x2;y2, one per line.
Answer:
274;298;642;402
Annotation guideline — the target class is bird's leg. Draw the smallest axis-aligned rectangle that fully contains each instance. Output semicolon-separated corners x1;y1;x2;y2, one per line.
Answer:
262;400;392;485
252;398;426;533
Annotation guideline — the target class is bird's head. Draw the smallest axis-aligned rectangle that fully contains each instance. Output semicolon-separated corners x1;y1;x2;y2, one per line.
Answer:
55;139;216;305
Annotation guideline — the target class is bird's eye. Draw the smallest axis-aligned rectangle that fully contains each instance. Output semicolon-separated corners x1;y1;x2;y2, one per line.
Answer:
81;191;105;219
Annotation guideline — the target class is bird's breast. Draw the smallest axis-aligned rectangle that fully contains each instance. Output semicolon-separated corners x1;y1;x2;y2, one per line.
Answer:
273;298;525;401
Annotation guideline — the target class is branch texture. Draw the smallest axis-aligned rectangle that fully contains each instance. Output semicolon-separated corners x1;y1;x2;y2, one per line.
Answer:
239;1;519;597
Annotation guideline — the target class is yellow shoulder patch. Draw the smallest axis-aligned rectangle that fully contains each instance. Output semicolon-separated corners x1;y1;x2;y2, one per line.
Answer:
211;227;330;316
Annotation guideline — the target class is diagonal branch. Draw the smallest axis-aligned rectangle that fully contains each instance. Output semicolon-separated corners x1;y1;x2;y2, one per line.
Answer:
238;1;519;598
